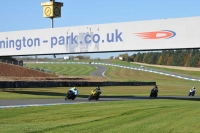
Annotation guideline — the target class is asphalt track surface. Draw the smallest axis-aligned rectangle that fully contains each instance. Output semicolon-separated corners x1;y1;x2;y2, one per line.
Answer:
0;97;132;108
0;98;129;106
0;96;200;108
90;64;108;77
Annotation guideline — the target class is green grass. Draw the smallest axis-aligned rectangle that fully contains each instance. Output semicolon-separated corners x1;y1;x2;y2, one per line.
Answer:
110;59;137;66
1;62;200;132
0;100;200;133
105;66;199;83
27;59;200;78
130;62;200;77
26;64;96;76
109;59;200;78
51;59;105;63
112;59;200;78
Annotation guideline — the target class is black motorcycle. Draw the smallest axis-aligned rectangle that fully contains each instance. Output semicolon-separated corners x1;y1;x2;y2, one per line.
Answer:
188;91;195;96
65;90;76;100
150;89;158;98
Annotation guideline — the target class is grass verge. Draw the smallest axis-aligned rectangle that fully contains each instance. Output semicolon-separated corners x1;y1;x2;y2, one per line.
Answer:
0;100;200;133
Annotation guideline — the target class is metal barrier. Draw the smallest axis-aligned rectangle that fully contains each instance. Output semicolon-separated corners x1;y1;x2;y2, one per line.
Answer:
0;81;156;88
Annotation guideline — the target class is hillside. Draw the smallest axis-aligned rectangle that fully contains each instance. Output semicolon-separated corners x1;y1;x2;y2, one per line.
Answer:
0;62;109;82
0;62;54;78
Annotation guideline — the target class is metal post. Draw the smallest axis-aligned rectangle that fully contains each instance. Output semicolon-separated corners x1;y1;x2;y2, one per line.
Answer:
51;17;54;28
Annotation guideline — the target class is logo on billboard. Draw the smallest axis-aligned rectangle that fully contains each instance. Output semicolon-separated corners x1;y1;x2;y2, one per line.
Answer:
135;30;176;39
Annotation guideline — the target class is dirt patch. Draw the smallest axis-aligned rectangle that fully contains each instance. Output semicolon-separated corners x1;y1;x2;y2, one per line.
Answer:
0;62;56;77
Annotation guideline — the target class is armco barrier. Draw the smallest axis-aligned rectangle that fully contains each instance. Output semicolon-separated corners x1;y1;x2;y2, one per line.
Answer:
0;81;156;88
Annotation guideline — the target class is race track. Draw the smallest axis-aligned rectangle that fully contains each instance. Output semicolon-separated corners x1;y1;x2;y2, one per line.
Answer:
90;64;108;77
1;64;199;109
0;96;200;109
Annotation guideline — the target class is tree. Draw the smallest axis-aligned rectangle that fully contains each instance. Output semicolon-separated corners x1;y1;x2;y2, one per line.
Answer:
188;54;199;67
170;50;184;66
157;55;162;65
142;53;148;63
134;52;141;62
76;55;84;59
191;49;199;56
131;54;137;62
109;56;114;59
118;53;129;61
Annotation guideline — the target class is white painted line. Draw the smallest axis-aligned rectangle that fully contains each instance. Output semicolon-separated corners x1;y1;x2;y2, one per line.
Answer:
0;102;96;109
102;68;109;78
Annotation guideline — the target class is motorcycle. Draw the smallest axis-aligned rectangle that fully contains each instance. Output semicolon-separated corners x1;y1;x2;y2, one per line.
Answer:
65;90;76;100
188;91;195;96
150;89;158;98
88;90;101;101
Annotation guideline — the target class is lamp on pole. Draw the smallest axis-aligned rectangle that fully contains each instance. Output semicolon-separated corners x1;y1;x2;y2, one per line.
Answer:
41;0;63;28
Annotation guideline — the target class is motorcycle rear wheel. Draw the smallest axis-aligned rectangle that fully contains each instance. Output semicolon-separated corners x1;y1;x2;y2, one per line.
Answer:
95;96;99;100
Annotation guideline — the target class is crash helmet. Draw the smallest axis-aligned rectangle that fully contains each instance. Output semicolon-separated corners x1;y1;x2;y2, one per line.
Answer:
73;87;77;90
97;86;100;90
155;85;157;88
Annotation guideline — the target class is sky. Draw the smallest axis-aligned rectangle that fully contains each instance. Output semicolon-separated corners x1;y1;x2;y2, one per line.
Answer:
1;0;200;59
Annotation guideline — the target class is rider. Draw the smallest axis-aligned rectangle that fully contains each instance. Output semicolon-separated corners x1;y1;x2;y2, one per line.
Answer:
189;87;196;96
94;86;101;94
96;86;101;94
151;85;158;95
68;87;78;97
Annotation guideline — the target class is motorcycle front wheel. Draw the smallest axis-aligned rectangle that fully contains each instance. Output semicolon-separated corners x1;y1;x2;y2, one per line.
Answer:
88;95;92;101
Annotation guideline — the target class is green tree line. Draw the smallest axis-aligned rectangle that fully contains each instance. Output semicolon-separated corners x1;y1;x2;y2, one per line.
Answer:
119;49;200;67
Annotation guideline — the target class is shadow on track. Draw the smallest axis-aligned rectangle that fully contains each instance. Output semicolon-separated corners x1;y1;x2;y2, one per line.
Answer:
4;90;200;101
4;90;65;97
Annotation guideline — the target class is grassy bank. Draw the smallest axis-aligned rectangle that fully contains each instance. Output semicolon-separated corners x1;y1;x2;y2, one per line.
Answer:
27;60;200;79
26;64;96;76
0;100;200;133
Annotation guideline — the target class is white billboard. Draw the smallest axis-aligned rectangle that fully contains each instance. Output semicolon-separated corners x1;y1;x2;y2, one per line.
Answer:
0;16;200;56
